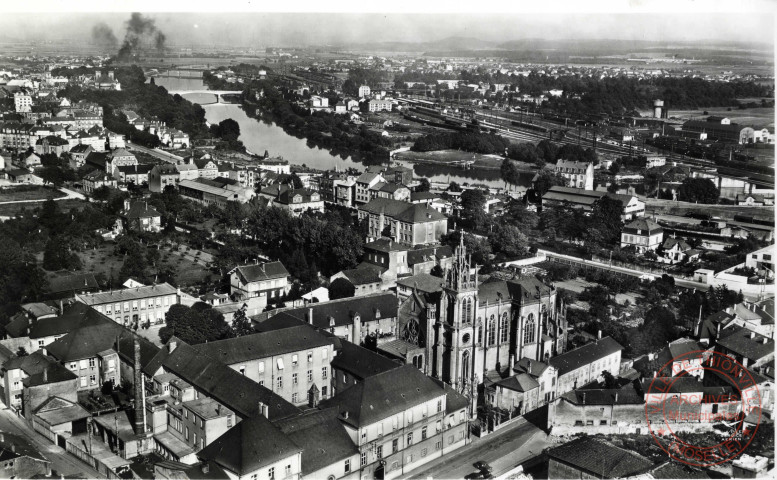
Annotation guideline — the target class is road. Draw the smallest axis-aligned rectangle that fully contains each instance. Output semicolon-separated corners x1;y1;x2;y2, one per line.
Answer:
405;416;550;480
0;408;101;478
538;249;710;292
126;141;185;163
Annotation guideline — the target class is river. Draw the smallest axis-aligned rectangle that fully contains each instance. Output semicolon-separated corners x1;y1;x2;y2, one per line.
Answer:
152;76;529;189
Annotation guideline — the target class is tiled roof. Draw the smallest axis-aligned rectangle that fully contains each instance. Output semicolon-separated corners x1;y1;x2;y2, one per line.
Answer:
716;326;774;361
275;408;359;475
0;432;49;463
46;321;125;362
623;218;662;234
563;384;644;405
156;342;300;420
76;283;176;306
331;340;400;381
494;373;539;392
359;198;447;223
29;302;108;339
546;437;653;478
319;364;445;428
116;164;154;174
396;273;444;294
122;201;161;220
232;262;289;284
477;276;553;305
548;337;623;376
267;293;398;329
364;238;406;253
337;266;382;286
48;273;99;295
197;415;301;476
192;325;334;365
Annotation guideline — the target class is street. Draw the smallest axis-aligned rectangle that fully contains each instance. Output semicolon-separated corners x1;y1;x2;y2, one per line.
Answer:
405;413;551;480
0;408;101;478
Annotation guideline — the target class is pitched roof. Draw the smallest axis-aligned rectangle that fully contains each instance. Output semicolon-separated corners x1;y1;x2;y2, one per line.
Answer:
331;340;400;380
548;337;623;376
563;384;644;405
0;432;49;464
546;437;653;478
196;415;301;476
319;364;444;428
156;342;300;420
337;266;382;286
122;201;161;220
364;238;406;253
231;262;289;284
716;326;774;361
192;325;334;365
263;293;398;329
116;164;154;174
76;283;177;306
477;276;554;305
29;302;109;339
396;273;444;294
359;198;447;223
46;321;126;362
623;218;663;234
494;373;539;392
48;273;99;295
275;408;359;475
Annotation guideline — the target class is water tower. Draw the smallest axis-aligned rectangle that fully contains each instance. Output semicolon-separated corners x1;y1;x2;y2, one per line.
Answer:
653;99;664;119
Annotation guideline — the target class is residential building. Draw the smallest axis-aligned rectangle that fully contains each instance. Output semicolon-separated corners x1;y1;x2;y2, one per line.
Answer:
358;198;448;246
554;159;594;190
68;144;93;168
330;267;384;297
662;237;701;264
115;164;154;185
75;282;180;327
715;326;774;369
376;183;411;202
320;364;469;480
119;199;162;233
83;170;117;193
255;158;291;175
193;158;219;179
14;92;32;113
149;164;181;193
255;292;399;346
272;188;325;216
191;324;337;406
0;432;52;478
358;86;371;98
368;99;393;112
197;415;302;480
620;218;664;253
745;245;774;278
229;262;290;304
355;172;385;205
548;336;623;395
1;351;77;411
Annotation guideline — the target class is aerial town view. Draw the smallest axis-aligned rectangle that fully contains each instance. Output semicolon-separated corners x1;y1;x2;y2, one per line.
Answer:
0;2;774;479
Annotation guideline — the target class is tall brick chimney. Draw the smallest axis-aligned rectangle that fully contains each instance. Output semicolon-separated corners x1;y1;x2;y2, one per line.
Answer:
133;340;146;434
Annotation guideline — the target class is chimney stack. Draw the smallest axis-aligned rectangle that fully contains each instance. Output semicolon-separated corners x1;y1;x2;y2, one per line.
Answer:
258;401;269;419
134;340;146;435
308;308;313;325
202;464;210;474
43;368;48;383
343;411;349;419
597;330;602;340
615;392;619;402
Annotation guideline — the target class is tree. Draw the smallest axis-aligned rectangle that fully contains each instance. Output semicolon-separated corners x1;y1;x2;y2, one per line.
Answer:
532;168;567;196
159;302;232;344
16;347;28;357
43;237;81;271
536;139;559;163
678;178;719;204
585;196;624;249
329;277;355;300
289;174;304;190
231;307;254;337
607;182;620;193
490;224;529;258
416;178;431;192
500;158;522;186
602;370;618;389
430;264;444;278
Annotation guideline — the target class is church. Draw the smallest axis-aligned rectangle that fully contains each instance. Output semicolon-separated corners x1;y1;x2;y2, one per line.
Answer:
396;237;568;398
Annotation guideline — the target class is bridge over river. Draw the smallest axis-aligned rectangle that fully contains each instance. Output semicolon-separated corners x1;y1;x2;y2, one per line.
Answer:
168;90;243;104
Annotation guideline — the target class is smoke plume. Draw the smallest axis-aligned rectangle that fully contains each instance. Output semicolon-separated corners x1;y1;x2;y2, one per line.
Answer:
92;23;118;48
117;12;167;61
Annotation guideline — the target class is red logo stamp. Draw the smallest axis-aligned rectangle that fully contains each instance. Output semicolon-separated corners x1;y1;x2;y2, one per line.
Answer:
644;350;762;467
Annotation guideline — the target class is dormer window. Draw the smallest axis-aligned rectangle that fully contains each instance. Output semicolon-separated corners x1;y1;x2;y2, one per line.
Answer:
329;317;335;327
375;309;381;319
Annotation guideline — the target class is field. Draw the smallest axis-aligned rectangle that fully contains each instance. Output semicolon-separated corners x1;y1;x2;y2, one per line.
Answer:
668;105;775;129
72;243;215;289
0;198;86;218
395;149;524;170
0;186;66;203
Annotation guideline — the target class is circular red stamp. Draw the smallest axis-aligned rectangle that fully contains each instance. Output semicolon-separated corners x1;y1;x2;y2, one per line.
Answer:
644;350;762;467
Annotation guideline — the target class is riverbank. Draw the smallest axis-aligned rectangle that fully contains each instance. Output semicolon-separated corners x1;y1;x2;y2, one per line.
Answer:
394;149;538;174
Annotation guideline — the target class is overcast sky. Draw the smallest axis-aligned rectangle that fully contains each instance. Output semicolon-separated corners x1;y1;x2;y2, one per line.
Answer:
0;9;773;49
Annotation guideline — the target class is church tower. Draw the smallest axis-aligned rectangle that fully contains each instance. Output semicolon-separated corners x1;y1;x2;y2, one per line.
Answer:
434;234;478;393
